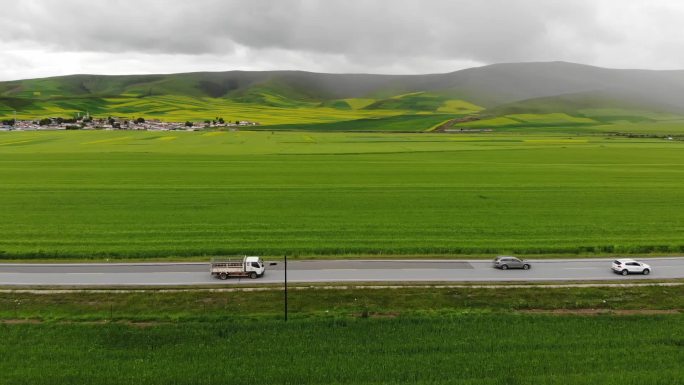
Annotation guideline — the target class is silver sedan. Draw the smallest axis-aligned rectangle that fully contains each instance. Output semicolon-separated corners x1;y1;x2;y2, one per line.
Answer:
493;256;531;270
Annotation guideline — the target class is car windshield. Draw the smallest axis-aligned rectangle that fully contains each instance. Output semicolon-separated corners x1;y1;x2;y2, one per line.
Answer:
613;260;622;264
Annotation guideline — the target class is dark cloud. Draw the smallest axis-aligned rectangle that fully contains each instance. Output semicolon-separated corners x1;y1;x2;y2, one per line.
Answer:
1;1;604;59
0;0;682;80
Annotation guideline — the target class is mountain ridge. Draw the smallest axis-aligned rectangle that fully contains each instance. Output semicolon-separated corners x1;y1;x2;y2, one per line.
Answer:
2;61;684;126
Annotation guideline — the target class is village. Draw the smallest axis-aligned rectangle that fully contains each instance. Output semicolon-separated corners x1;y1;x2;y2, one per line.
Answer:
0;115;259;131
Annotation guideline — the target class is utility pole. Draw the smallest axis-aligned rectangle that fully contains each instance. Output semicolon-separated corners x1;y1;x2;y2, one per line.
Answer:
284;254;288;321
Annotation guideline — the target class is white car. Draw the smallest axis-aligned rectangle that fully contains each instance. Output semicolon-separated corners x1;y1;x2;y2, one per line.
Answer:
612;259;651;276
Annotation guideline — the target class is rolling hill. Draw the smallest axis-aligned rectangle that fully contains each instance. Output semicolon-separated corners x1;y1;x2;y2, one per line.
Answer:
2;61;684;130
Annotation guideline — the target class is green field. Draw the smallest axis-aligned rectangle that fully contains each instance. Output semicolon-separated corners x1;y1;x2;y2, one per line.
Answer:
1;284;682;385
1;315;682;385
0;130;682;259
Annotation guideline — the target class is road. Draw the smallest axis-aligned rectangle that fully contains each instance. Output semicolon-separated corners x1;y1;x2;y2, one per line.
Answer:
0;258;683;286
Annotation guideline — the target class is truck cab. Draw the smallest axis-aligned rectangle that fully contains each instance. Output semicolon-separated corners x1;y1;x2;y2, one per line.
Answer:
244;256;266;277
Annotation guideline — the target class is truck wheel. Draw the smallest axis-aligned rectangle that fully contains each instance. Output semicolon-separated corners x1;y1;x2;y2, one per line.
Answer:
249;272;257;279
219;273;228;280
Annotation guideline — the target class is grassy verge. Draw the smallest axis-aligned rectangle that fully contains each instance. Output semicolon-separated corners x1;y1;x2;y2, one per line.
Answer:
1;285;682;322
0;286;682;385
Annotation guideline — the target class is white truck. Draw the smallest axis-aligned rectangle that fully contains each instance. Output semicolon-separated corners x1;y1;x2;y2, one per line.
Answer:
210;256;266;280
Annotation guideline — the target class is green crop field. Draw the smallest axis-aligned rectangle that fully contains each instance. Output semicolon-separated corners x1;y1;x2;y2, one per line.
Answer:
1;285;682;384
0;130;683;260
0;314;681;385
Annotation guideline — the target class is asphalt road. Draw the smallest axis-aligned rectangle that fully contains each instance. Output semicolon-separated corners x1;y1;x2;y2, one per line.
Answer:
0;258;683;286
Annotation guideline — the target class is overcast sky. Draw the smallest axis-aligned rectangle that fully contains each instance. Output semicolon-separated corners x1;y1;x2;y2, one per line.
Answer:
1;0;682;80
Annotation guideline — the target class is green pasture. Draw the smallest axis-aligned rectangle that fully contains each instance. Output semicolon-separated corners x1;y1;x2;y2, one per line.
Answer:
0;130;682;259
